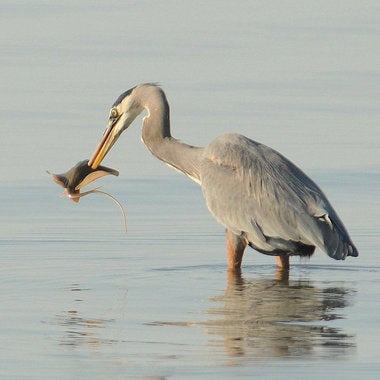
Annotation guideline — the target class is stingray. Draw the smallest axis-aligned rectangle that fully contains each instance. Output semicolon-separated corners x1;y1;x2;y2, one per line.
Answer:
47;160;127;231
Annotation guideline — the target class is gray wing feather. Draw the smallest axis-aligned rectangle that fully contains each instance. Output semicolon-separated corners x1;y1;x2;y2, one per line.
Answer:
200;134;358;259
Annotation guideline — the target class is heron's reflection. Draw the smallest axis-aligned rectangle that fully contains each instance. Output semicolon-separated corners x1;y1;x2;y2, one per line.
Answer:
204;269;356;361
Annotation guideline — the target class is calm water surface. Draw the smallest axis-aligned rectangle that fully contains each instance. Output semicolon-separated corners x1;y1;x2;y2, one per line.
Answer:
1;173;380;378
1;1;380;379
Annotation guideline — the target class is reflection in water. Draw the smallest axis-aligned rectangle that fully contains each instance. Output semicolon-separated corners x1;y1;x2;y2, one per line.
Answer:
57;311;114;347
54;284;116;348
55;273;356;364
204;270;356;362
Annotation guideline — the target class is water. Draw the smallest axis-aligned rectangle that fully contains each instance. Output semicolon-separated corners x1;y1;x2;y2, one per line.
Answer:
1;1;380;379
1;174;380;378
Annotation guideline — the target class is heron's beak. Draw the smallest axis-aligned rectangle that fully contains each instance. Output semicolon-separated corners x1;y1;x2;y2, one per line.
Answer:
88;117;122;169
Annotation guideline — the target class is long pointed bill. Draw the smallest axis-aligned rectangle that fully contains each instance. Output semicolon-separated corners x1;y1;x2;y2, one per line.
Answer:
88;121;120;169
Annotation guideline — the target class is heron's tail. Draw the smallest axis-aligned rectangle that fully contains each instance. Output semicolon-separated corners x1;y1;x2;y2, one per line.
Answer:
316;213;359;260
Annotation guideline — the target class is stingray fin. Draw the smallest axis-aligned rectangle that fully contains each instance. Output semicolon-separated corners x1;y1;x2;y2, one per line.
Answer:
75;170;116;190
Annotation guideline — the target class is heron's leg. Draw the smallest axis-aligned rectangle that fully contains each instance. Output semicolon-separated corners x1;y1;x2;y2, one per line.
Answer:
226;230;247;271
275;255;290;270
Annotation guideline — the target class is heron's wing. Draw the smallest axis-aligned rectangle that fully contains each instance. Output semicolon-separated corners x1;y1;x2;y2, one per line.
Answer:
200;134;358;259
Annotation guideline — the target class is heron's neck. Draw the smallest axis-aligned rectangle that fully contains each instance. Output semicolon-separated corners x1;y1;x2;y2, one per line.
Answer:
140;92;202;184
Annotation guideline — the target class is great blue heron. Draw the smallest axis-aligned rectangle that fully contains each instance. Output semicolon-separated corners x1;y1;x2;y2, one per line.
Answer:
87;83;358;271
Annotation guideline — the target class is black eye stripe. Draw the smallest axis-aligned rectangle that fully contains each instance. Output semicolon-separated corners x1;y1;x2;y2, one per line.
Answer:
111;86;136;108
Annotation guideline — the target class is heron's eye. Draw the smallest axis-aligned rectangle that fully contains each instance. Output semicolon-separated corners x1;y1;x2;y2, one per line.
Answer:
110;108;118;119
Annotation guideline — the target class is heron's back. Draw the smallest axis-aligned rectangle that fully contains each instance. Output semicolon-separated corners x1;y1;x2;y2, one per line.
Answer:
200;133;358;260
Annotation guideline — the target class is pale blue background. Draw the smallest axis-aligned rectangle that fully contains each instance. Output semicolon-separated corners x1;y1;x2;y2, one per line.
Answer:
1;1;379;379
1;0;379;181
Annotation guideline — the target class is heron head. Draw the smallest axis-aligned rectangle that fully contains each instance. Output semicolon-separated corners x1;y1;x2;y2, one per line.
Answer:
88;86;143;169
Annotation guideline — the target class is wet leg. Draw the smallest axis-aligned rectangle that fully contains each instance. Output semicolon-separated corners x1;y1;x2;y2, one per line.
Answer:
276;255;290;270
226;230;247;271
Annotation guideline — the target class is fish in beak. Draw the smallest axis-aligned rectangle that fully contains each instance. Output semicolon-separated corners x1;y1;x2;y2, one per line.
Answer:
48;160;119;203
